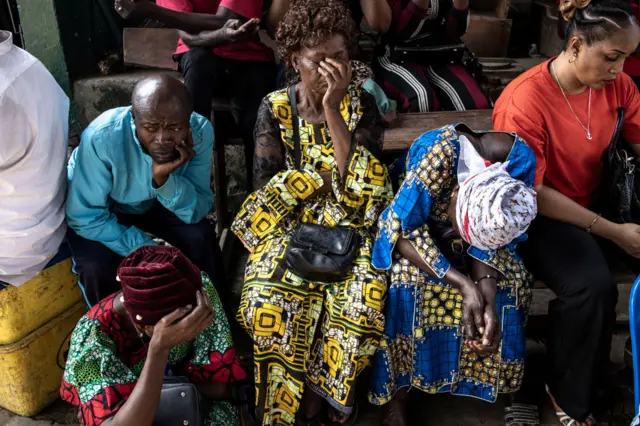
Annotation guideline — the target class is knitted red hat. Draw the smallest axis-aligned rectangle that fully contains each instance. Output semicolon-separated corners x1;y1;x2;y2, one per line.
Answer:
118;245;202;326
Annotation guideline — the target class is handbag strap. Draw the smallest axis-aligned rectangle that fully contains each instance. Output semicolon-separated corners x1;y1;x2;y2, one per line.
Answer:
611;107;625;150
288;85;301;170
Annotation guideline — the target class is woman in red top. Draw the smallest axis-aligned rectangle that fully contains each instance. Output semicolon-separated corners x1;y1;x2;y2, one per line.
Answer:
624;0;640;87
493;0;640;424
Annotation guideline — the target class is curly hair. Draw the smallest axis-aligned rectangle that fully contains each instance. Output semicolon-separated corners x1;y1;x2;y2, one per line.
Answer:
275;0;358;67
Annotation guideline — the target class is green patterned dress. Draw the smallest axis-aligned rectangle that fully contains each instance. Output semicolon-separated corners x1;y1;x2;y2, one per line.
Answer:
60;273;246;426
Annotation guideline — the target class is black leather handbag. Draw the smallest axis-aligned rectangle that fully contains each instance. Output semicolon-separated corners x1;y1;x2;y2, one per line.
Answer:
386;40;483;81
388;42;467;66
283;86;362;283
601;107;640;223
429;220;469;273
153;376;202;426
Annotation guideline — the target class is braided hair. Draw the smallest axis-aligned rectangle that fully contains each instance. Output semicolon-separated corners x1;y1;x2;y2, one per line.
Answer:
558;0;637;48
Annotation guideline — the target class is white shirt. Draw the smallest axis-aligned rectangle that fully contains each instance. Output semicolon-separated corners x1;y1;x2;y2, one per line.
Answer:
0;30;69;286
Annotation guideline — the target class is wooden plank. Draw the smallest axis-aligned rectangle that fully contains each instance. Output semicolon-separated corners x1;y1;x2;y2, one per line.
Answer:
382;110;494;151
537;2;564;57
463;12;512;58
123;27;179;70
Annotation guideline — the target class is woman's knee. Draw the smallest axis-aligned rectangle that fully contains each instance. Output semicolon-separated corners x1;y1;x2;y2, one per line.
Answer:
237;281;286;338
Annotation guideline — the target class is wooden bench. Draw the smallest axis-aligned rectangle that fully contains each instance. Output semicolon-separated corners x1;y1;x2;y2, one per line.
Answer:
382;109;494;151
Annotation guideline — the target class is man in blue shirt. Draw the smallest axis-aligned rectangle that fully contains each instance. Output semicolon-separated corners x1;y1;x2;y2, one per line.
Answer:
66;75;226;308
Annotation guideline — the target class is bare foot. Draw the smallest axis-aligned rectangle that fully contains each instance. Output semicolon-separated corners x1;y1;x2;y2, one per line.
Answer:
327;405;350;424
296;386;324;426
380;390;408;426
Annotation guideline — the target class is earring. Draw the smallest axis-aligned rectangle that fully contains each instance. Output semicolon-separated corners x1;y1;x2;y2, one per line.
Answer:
569;53;577;64
138;332;144;338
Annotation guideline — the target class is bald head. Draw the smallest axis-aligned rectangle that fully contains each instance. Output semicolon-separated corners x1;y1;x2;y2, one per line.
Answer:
131;75;194;164
132;74;193;116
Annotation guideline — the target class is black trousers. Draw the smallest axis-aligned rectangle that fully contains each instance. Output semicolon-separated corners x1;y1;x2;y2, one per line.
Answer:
67;203;234;318
518;216;640;421
179;48;276;189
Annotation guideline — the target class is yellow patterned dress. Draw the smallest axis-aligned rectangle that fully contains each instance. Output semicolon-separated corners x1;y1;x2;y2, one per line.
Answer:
231;85;393;426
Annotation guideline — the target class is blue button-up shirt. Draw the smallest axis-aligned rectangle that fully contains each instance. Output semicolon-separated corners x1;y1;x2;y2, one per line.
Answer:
66;107;214;257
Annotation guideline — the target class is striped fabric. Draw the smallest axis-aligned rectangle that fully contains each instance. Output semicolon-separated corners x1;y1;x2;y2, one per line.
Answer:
374;0;491;113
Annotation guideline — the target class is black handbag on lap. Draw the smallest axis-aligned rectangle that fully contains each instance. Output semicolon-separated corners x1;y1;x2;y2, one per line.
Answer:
387;42;467;66
385;40;483;82
601;107;640;223
153;376;202;426
283;86;362;282
428;220;469;273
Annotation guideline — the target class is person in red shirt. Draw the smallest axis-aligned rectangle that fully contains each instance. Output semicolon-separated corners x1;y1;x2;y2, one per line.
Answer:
116;0;277;190
264;0;393;37
624;0;640;87
493;0;640;424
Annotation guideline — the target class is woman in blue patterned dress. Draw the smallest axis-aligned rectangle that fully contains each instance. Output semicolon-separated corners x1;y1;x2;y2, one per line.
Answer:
368;125;537;425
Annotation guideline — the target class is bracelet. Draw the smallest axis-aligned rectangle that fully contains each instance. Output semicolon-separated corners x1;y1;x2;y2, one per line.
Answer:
474;275;497;285
587;214;601;234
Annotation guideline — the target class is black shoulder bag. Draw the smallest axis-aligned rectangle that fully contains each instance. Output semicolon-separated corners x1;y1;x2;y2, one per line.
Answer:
601;107;640;223
283;86;362;283
153;376;202;426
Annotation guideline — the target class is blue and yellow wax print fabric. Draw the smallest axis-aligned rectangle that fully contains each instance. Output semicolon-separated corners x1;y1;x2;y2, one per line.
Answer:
369;126;536;405
231;85;393;426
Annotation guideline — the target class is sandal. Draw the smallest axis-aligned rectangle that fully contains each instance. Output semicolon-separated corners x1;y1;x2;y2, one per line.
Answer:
553;412;596;426
504;403;539;426
545;384;596;426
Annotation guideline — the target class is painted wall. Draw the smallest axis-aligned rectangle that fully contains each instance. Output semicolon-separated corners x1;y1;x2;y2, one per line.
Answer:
17;0;71;95
17;0;82;131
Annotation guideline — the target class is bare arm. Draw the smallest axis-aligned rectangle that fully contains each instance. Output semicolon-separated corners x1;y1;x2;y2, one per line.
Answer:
319;59;355;177
103;295;214;426
102;346;169;426
178;18;259;49
179;30;228;48
324;108;351;177
536;185;617;239
264;0;292;38
397;238;471;290
397;238;486;339
124;1;240;33
537;184;640;257
360;0;392;33
470;258;500;351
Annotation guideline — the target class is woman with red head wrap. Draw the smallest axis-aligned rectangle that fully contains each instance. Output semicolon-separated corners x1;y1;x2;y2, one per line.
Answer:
60;246;247;426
